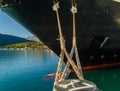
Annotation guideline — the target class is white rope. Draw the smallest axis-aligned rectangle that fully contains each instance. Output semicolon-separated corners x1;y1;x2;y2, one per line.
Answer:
54;50;64;85
52;1;66;85
53;0;84;86
59;47;74;82
71;5;77;14
60;1;84;80
53;2;59;11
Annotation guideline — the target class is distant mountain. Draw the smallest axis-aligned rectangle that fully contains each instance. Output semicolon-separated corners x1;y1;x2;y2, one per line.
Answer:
0;33;33;46
26;36;41;42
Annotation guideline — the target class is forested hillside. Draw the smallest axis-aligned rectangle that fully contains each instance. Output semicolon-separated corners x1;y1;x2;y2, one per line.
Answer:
0;33;32;46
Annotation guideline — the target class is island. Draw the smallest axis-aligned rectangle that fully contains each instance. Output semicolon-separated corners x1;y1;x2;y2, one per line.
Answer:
0;42;50;51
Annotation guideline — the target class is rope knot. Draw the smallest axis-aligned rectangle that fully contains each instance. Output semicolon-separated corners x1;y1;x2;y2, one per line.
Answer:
71;5;77;14
53;2;59;11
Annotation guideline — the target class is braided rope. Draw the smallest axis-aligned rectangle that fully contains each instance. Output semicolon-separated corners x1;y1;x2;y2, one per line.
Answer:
53;0;84;86
59;0;84;80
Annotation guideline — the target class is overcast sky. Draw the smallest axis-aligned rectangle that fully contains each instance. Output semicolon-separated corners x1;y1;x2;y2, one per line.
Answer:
0;10;33;38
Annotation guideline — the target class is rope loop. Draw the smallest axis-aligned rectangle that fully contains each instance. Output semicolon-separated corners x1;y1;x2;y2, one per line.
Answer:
71;0;77;14
71;5;77;14
53;2;59;11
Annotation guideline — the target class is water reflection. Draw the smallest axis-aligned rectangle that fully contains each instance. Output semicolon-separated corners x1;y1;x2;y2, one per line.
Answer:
0;50;119;91
84;67;120;91
0;50;59;91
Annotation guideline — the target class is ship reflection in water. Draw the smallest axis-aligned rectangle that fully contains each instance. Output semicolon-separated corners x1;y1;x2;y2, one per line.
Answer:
84;67;120;91
0;50;120;91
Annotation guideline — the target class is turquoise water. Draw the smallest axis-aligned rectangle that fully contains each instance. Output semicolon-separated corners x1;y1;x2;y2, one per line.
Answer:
0;50;59;91
0;50;120;91
84;68;120;91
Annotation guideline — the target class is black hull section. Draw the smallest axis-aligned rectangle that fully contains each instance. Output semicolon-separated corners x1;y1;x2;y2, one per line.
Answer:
80;48;120;67
1;0;120;69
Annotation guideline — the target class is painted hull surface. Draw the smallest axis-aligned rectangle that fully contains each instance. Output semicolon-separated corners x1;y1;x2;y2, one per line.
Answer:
1;0;120;69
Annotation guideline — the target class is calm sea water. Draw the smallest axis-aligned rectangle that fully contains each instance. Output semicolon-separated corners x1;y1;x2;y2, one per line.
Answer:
0;50;120;91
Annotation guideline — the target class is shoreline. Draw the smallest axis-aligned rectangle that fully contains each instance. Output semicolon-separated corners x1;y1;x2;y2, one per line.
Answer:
0;46;50;51
0;45;54;54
